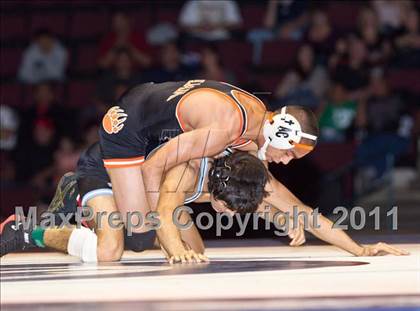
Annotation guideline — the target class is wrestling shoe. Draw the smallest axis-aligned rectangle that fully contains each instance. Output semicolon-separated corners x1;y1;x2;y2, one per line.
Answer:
0;215;26;257
48;172;79;220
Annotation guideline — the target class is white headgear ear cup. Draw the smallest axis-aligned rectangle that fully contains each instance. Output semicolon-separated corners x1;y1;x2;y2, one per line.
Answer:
257;107;318;156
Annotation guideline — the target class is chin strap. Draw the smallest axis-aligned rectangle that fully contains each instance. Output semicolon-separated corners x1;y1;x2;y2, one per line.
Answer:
257;138;270;161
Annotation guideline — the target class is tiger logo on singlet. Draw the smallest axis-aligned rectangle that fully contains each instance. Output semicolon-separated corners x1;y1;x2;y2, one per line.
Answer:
102;106;128;134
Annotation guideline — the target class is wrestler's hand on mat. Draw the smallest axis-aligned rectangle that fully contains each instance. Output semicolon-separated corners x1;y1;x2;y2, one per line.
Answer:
287;216;306;246
358;243;409;256
168;249;209;264
288;224;306;246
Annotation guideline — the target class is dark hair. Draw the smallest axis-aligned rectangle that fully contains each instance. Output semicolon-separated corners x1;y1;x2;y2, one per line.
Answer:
275;105;319;146
34;28;53;39
208;152;269;214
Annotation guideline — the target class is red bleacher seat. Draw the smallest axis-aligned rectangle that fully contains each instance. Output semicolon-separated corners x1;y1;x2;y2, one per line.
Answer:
22;85;35;107
388;69;420;95
260;40;301;68
75;45;99;73
20;83;66;108
253;74;281;93
70;11;109;38
216;41;253;77
241;5;265;30
28;2;60;9
308;142;355;172
0;47;22;77
0;186;38;219
0;84;22;107
67;80;95;107
0;15;27;41
156;8;180;24
128;10;153;33
0;2;20;10
31;13;69;36
326;3;361;32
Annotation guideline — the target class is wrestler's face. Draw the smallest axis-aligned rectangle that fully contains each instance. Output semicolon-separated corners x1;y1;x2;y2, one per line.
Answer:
264;145;311;164
210;195;235;216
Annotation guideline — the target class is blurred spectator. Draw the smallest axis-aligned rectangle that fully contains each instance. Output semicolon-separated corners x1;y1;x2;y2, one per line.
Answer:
0;106;20;185
355;69;412;182
248;0;308;63
356;69;406;137
393;10;420;67
179;0;242;41
147;23;179;46
20;82;70;139
52;137;80;185
318;82;358;143
18;29;68;84
304;10;336;64
371;0;408;35
16;118;57;183
79;98;109;133
356;7;392;65
113;83;130;101
81;121;100;150
0;151;16;185
264;0;308;39
96;48;142;105
143;42;197;82
196;45;236;83
330;36;370;97
30;136;80;202
98;12;151;69
0;105;19;152
273;45;329;110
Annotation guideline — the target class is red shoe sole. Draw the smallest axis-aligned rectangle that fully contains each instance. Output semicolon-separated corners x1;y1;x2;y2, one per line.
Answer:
0;214;17;234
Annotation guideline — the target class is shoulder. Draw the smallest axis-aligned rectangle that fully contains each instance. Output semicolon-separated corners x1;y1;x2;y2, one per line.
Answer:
178;88;243;134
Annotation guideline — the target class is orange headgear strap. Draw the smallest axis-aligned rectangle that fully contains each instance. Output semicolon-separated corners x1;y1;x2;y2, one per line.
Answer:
267;112;275;124
290;141;315;151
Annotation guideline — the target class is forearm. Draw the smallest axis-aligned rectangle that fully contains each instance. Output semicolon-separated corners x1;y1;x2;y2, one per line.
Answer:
156;205;186;256
265;175;363;255
153;162;198;256
304;208;363;256
257;204;286;226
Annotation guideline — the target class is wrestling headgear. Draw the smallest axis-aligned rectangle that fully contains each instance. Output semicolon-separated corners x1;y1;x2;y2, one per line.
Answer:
257;107;318;161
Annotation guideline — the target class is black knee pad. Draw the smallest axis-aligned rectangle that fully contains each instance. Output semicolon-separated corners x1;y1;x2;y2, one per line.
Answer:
124;230;156;252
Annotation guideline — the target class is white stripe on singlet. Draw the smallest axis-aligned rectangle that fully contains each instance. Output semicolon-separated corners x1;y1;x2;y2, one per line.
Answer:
184;157;208;204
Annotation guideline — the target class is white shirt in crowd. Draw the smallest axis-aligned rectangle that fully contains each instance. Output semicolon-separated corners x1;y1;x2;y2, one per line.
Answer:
18;40;68;84
179;0;242;40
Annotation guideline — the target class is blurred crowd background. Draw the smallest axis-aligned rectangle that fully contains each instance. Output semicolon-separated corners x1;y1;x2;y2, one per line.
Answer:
1;0;419;237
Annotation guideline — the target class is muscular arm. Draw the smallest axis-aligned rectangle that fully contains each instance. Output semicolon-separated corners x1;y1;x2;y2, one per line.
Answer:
262;173;366;256
153;161;207;262
144;125;237;211
155;162;195;255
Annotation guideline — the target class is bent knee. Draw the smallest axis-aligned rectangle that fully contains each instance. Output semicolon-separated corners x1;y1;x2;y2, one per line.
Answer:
97;236;124;262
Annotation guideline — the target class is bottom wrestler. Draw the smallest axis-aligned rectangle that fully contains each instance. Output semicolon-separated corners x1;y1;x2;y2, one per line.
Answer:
1;145;275;262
